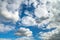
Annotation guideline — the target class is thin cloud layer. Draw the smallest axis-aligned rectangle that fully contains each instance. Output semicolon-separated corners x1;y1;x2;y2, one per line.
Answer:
16;37;35;40
0;38;12;40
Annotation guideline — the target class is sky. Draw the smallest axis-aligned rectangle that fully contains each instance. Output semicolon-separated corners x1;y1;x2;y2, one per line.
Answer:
0;0;60;40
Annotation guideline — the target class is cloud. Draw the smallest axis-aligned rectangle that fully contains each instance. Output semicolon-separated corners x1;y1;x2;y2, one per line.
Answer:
38;0;60;40
39;27;60;40
16;0;54;27
16;37;35;40
34;0;51;18
0;0;22;23
39;29;59;40
0;0;52;27
49;31;60;40
15;27;32;37
46;0;60;31
0;0;60;40
21;16;36;26
0;24;15;32
38;0;60;39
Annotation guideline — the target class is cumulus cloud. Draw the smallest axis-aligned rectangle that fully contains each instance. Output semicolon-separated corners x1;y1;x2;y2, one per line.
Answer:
0;24;15;32
39;27;60;40
38;0;60;40
35;5;48;18
21;16;36;26
32;0;54;28
46;0;60;32
0;0;23;23
15;27;32;37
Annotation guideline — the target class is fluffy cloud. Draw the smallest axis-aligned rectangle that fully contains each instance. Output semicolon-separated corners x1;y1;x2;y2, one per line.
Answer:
46;0;60;31
32;0;54;28
35;5;49;18
0;0;22;23
38;0;60;40
0;0;52;27
21;16;36;26
15;27;32;37
0;24;15;32
17;0;54;27
39;27;60;40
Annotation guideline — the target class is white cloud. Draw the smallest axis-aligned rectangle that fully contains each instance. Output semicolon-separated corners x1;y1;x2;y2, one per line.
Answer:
15;27;32;37
34;0;50;18
32;0;54;28
35;5;49;18
21;16;36;26
1;0;53;28
0;24;15;32
38;0;60;40
16;37;34;40
39;27;60;40
38;0;60;39
19;0;54;28
0;0;22;23
46;0;60;29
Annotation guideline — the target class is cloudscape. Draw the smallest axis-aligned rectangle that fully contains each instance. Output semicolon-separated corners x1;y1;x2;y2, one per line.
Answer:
0;0;60;40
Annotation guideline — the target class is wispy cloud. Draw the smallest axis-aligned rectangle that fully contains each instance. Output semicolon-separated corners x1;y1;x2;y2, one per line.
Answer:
0;38;12;40
16;37;35;40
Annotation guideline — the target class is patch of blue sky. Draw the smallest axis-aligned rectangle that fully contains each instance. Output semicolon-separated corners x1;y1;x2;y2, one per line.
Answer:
19;2;36;18
0;31;15;38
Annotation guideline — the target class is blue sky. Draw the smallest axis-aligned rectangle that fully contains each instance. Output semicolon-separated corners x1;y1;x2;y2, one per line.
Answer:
0;0;60;40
